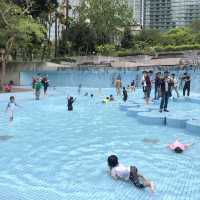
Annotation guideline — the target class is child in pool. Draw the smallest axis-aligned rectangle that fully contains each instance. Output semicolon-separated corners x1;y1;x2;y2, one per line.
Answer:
67;96;76;111
6;96;20;122
102;97;110;104
109;95;114;101
78;84;82;94
107;155;155;192
167;138;193;153
123;87;128;102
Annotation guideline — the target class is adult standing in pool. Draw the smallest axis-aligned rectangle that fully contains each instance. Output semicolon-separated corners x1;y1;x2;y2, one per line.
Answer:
159;71;173;112
115;75;122;96
154;72;161;100
142;71;151;105
183;75;191;97
171;74;179;98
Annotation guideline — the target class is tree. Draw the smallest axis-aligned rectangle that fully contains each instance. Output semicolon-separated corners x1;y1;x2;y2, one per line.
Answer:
66;21;97;55
190;20;200;33
121;27;134;49
135;29;161;47
78;0;133;44
161;28;195;46
0;0;46;82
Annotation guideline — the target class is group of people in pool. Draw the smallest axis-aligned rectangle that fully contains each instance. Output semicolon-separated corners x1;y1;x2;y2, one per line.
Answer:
114;71;191;113
107;138;193;193
141;71;191;112
32;74;49;100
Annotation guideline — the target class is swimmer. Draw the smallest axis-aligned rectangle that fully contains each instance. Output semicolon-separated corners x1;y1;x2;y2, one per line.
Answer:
90;94;94;98
167;138;193;153
67;96;76;111
107;155;155;192
109;95;114;101
6;96;20;122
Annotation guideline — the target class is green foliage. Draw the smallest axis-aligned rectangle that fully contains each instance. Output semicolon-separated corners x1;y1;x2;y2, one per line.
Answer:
66;21;97;55
121;27;134;49
79;0;133;44
135;29;162;46
0;0;47;61
160;27;195;46
154;44;200;52
96;44;116;56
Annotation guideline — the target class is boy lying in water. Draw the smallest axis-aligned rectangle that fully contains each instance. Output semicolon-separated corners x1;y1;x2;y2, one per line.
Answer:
107;155;155;192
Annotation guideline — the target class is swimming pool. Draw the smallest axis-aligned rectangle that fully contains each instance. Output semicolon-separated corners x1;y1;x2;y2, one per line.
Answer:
0;88;200;200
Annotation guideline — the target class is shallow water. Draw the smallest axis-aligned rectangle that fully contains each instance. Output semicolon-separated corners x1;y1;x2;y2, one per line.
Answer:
0;88;199;200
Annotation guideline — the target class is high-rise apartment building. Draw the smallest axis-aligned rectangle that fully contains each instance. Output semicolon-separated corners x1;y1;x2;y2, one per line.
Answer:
128;0;144;26
128;0;200;30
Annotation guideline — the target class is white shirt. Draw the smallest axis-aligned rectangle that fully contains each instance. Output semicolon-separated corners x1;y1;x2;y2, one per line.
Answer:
165;79;169;92
111;164;130;180
142;75;146;87
172;77;178;87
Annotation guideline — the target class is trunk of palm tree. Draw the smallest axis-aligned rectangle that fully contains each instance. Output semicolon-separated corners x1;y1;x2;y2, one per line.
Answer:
0;48;6;84
55;12;58;58
65;0;69;31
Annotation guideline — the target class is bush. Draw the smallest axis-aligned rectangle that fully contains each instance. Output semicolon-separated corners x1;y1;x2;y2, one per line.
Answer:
154;44;200;52
96;44;116;56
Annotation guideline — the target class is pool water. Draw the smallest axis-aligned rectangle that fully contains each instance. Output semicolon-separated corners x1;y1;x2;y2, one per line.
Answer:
0;88;200;200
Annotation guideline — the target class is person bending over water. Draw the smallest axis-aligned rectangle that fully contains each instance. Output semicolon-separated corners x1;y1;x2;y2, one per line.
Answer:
6;96;20;122
167;138;193;153
67;96;76;111
107;155;155;192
